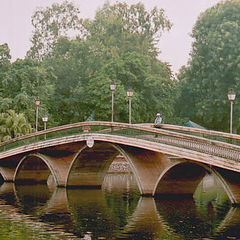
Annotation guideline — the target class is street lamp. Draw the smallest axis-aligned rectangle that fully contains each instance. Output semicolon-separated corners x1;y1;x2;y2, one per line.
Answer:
127;87;134;124
42;114;48;140
227;88;236;134
34;97;40;132
42;115;48;131
110;82;117;122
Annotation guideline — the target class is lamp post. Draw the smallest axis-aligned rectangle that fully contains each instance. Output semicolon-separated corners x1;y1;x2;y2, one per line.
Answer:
42;115;48;131
110;82;116;122
42;114;48;140
227;88;236;134
127;88;134;124
34;97;40;132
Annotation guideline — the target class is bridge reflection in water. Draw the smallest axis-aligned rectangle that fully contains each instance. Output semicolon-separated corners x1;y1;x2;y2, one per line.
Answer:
0;173;239;239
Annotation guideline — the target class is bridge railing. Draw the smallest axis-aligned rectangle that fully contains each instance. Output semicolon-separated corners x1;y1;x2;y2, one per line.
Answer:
0;121;240;149
0;123;110;152
1;121;240;162
109;125;240;161
137;123;240;143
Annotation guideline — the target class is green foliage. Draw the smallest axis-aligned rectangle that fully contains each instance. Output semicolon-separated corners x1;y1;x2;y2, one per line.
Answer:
177;0;240;132
0;110;32;142
0;1;176;127
86;1;172;58
0;43;11;66
42;1;175;125
27;1;83;60
48;37;176;124
45;37;93;124
0;58;55;128
0;44;11;96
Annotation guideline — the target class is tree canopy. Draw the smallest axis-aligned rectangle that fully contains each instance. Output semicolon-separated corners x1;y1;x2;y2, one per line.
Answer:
0;1;177;141
43;1;175;125
177;0;240;132
27;0;83;60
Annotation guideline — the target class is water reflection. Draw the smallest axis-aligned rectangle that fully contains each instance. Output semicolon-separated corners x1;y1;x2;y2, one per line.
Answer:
0;183;17;206
0;174;239;239
156;198;219;239
117;197;175;240
15;184;51;216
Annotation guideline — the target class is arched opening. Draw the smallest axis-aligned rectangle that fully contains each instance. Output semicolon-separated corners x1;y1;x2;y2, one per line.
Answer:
15;155;52;184
67;141;141;196
102;147;140;196
67;142;119;188
154;169;233;238
154;162;233;205
154;162;207;197
194;173;230;208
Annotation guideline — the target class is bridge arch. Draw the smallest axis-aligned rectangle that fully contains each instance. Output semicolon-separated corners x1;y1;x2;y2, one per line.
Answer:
210;167;239;205
66;141;164;195
14;153;58;185
67;142;119;188
113;145;144;194
153;161;236;204
66;141;176;196
154;161;207;196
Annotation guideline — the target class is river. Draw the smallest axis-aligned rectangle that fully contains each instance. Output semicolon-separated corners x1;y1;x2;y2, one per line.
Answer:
0;173;239;239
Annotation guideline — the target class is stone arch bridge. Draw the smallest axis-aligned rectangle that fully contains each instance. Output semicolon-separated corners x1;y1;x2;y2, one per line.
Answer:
1;121;240;205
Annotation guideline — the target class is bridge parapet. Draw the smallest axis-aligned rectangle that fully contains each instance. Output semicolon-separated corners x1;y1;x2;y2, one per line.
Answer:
1;121;240;164
138;123;240;144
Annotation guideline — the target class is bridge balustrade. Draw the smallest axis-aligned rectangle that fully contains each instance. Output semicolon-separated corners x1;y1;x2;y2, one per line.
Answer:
1;121;240;164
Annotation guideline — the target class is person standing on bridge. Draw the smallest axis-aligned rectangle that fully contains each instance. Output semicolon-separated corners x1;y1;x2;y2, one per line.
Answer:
154;113;162;127
154;113;162;137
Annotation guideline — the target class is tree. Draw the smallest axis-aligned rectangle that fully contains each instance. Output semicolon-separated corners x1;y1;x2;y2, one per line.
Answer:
177;0;240;132
86;1;172;58
27;1;83;60
0;43;11;65
42;2;175;125
86;52;176;123
47;34;176;124
45;37;94;124
0;110;32;142
0;58;55;127
0;44;11;97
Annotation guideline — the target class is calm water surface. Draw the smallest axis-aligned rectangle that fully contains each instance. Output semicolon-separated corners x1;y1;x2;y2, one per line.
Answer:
0;173;239;240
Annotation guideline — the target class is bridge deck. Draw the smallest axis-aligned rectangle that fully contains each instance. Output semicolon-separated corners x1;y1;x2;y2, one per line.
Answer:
1;121;240;172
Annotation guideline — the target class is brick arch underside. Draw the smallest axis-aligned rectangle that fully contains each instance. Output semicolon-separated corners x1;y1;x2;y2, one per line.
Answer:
66;143;212;196
117;146;212;197
154;162;207;196
67;141;175;193
67;141;119;188
115;145;240;201
15;155;52;184
213;167;240;205
154;162;240;205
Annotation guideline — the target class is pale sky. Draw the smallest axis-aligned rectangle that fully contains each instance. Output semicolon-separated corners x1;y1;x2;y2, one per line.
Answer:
0;0;222;73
